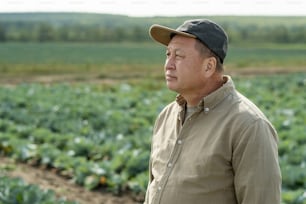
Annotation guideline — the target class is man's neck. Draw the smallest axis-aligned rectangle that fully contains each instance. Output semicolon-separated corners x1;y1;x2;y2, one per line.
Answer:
184;74;225;106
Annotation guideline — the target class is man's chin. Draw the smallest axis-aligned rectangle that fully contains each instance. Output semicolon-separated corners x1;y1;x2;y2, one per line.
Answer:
166;83;178;92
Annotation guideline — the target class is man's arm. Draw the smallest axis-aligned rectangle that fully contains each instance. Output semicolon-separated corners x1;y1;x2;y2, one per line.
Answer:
232;119;282;204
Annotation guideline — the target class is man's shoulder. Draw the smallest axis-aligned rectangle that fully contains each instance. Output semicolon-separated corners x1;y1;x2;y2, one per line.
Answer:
226;91;278;142
159;100;180;114
229;91;277;133
235;92;268;121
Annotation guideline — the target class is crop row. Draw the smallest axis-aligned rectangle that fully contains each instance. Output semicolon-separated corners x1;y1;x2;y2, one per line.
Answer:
0;73;305;203
0;82;172;197
0;174;77;204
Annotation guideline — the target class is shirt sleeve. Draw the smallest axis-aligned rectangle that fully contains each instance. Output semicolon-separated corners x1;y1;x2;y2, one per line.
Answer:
232;118;282;204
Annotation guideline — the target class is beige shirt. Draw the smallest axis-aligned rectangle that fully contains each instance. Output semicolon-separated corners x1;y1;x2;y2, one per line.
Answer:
144;76;281;204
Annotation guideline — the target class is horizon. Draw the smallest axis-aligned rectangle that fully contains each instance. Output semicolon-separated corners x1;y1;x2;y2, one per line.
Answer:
1;0;306;17
1;11;305;17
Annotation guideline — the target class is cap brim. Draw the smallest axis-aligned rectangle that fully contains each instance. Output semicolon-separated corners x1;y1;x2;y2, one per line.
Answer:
149;24;196;46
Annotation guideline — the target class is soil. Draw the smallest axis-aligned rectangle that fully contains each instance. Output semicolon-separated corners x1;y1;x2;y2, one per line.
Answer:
0;157;143;204
0;67;305;86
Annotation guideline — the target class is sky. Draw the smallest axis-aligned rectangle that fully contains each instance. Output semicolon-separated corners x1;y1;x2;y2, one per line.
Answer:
1;0;306;17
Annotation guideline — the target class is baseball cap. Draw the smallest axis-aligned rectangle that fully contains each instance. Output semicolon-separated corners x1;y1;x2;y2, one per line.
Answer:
149;19;228;63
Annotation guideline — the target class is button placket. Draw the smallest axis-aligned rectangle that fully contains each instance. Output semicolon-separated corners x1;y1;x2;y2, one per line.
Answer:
155;135;184;203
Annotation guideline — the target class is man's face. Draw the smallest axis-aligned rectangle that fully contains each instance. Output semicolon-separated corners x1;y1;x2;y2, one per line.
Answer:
164;35;206;95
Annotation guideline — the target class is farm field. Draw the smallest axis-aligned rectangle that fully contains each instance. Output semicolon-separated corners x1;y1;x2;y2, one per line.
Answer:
0;72;305;203
0;42;306;204
0;42;306;81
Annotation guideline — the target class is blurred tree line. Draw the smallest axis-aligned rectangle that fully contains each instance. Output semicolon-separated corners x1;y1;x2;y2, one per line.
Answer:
0;13;305;44
0;22;149;42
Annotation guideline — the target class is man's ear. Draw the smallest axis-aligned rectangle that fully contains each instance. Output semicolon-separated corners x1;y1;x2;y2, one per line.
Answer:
203;57;217;76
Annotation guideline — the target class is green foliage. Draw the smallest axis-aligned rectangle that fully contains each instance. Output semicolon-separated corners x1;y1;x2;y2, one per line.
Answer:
0;82;170;195
282;190;306;204
0;175;78;204
0;73;305;203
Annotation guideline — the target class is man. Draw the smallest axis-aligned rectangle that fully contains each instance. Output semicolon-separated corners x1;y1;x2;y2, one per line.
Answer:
144;19;281;204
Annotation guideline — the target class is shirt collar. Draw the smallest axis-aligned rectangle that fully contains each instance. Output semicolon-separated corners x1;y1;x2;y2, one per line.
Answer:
176;75;235;113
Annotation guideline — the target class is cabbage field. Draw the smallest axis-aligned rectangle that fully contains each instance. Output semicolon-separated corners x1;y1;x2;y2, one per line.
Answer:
0;72;305;204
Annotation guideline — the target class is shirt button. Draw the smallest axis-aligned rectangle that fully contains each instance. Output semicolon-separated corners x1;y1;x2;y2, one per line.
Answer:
167;163;173;168
204;107;210;113
158;186;162;191
177;140;182;145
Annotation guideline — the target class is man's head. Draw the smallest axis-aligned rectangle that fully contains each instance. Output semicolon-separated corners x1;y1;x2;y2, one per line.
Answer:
149;19;228;69
149;19;228;102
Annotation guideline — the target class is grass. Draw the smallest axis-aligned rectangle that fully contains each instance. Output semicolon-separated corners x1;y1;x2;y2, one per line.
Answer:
0;42;305;80
227;43;306;68
0;42;164;64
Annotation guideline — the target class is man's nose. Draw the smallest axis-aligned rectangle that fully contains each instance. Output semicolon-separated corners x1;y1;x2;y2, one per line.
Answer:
165;57;175;70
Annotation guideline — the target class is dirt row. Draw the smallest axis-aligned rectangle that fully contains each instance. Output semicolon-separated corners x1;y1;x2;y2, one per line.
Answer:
0;157;142;204
1;67;305;86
